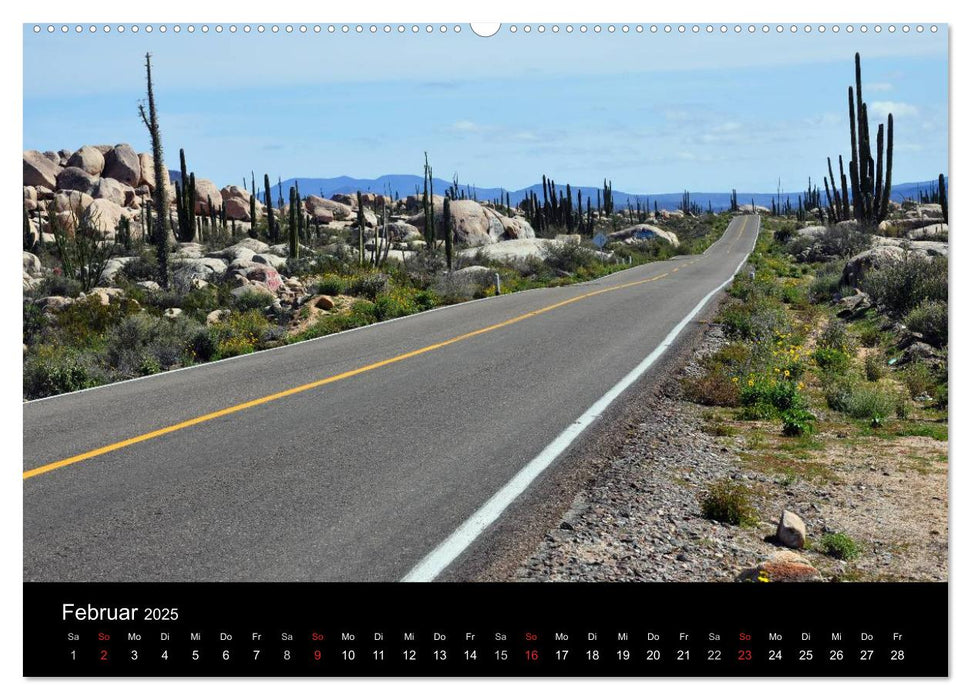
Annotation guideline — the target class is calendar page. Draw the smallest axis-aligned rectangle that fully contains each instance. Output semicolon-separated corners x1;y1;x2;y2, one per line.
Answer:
21;17;949;679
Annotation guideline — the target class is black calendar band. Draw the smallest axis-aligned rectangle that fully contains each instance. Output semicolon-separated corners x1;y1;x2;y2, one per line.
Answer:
24;582;947;677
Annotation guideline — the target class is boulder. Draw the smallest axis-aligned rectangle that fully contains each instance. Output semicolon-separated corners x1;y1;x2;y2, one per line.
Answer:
776;510;807;549
172;258;229;292
93;177;127;206
83;199;126;234
841;246;905;286
206;309;232;326
252;253;288;268
56;166;99;195
98;256;137;285
737;551;822;583
449;265;496;290
901;342;940;365
610;223;680;247
908;240;948;257
836;291;872;319
24;150;62;189
24;186;38;210
102;144;141;186
907;223;948;241
67;146;105;176
411;199;505;248
53;190;95;214
38;296;75;313
137;280;161;292
305;195;352;221
497;214;536;240
555;234;582;245
137;153;156;189
307;294;335;311
214;238;270;258
192;178;223;215
243;263;283;291
23;252;43;276
220;185;253;221
163;308;183;320
384;221;422;241
457;238;554;263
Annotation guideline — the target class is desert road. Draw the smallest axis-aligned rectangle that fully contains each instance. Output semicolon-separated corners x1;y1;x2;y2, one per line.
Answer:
24;215;759;582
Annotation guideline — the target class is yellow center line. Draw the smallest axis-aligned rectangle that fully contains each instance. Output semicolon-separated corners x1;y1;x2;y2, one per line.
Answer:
24;223;749;481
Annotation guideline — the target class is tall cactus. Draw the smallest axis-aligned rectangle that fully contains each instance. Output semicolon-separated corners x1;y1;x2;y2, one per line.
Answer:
137;52;170;287
356;190;366;267
173;148;197;242
422;153;435;248
443;197;453;271
828;53;894;227
288;186;299;259
263;173;276;241
939;173;948;224
249;193;256;227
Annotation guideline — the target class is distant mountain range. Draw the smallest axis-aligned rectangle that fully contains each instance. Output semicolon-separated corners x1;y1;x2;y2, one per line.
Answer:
170;171;945;213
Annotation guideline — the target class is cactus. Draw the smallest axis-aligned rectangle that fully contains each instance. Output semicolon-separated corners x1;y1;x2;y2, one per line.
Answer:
827;53;894;227
356;190;366;266
443;197;453;271
173;148;197;242
422;153;436;248
939;174;948;224
288;186;299;259
263;173;276;241
137;52;170;288
249;193;256;227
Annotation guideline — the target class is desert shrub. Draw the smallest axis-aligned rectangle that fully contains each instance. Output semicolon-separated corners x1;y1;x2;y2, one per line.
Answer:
348;272;390;300
104;313;203;378
813;347;851;374
824;376;857;413
119;251;159;284
864;354;885;382
781;407;816;437
808;267;854;304
699;478;757;526
315;274;346;296
857;322;884;348
935;384;948;410
779;283;807;306
820;532;861;561
739;377;804;419
843;385;900;423
860;252;947;317
23;345;104;399
431;274;479;303
818;318;855;353
232;288;274;312
202;309;272;359
682;371;740;407
544;241;598;273
899;362;937;399
903;300;948;348
55;296;139;347
820;226;873;259
720;297;791;343
773;223;797;244
34;274;84;299
373;288;424;321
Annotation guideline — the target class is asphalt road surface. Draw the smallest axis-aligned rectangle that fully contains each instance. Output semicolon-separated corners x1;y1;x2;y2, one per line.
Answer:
24;215;759;582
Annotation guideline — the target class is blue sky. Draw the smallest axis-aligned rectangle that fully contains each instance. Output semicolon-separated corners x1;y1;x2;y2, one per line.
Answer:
22;24;948;193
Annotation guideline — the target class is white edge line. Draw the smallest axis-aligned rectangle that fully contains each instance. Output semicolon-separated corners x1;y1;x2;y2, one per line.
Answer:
401;216;759;582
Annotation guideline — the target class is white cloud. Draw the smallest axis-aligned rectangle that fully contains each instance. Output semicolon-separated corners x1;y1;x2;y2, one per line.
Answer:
870;101;919;118
450;120;486;133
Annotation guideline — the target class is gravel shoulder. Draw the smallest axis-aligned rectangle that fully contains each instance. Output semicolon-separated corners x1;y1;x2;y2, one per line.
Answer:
510;316;948;583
